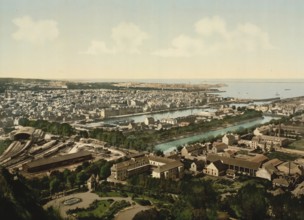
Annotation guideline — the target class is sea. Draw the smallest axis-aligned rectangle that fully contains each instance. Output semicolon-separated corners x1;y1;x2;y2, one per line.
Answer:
71;78;304;100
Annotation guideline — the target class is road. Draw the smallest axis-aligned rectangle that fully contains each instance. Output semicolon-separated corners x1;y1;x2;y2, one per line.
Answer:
115;205;151;220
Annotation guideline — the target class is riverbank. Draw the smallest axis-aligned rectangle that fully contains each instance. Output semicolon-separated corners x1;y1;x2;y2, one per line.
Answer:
155;115;279;153
88;106;211;123
154;116;264;146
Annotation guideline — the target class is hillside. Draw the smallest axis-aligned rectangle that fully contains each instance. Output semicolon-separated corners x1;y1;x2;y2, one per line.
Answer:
0;167;59;220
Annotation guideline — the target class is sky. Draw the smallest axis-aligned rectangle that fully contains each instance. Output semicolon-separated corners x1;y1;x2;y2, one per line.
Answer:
0;0;304;80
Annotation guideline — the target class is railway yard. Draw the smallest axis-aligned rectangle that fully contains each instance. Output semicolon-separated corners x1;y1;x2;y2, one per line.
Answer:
0;126;125;176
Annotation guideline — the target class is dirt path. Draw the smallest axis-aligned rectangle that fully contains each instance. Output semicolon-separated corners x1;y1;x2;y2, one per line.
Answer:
115;205;151;220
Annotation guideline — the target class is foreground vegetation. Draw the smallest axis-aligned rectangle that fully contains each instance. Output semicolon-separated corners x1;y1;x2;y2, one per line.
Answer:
0;167;61;220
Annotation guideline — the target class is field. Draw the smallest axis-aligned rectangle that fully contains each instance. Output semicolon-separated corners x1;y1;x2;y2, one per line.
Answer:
267;151;301;161
288;139;304;151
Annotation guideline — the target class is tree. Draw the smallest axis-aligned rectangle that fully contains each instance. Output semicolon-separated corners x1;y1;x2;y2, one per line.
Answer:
79;130;89;138
66;174;76;189
49;178;60;194
75;171;87;186
18;118;29;126
100;163;111;179
154;149;164;157
231;183;267;220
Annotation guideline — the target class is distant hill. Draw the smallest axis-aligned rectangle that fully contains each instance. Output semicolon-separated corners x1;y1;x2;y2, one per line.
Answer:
0;77;52;83
0;167;59;220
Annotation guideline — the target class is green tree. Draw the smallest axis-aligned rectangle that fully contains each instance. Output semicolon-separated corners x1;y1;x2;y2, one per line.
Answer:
100;163;111;179
231;183;268;220
75;171;87;186
49;178;60;194
18;118;29;126
154;149;164;157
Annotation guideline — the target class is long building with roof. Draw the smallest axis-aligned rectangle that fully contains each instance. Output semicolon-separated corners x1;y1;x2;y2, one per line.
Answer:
23;151;93;172
110;154;184;181
206;154;266;177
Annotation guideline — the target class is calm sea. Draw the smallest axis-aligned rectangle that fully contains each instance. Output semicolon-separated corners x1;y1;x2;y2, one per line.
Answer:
71;78;304;100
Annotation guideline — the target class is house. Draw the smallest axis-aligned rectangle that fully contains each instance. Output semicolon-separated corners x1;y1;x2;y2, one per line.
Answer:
151;161;184;180
292;181;304;198
277;161;304;176
161;118;177;125
144;117;155;126
253;125;274;136
190;160;205;174
256;158;284;181
279;124;304;138
87;174;100;191
148;155;184;180
203;160;227;176
256;167;273;181
181;144;206;157
211;142;228;154
222;134;237;146
251;135;289;149
273;176;291;188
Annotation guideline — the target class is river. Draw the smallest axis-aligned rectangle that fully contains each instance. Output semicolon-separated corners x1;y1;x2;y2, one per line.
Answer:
155;116;278;153
83;107;215;127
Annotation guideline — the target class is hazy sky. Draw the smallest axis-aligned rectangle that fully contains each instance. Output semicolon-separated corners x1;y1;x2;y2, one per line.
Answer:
1;0;304;79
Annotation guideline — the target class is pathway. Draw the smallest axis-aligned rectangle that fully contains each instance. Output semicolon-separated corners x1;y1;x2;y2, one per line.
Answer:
43;191;151;219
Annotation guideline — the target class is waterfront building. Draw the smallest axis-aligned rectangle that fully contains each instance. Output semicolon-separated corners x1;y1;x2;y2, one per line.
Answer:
144;117;155;126
181;144;206;157
222;134;238;146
